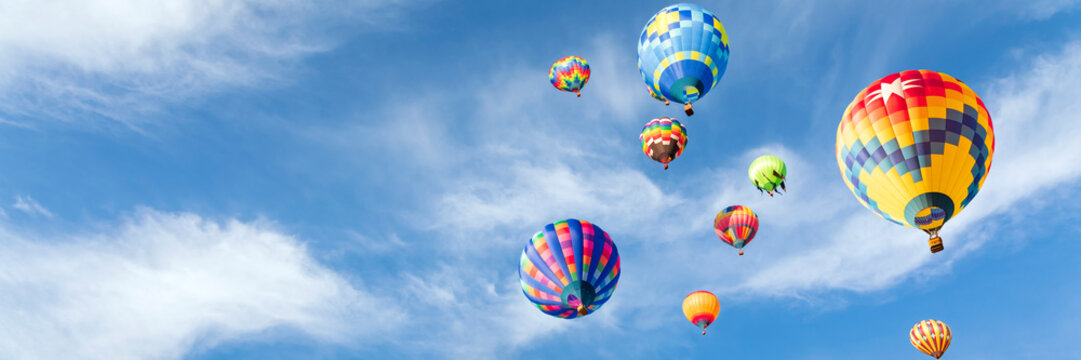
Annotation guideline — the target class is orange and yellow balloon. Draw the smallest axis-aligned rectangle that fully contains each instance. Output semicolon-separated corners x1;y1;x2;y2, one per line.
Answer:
910;319;952;359
682;291;720;335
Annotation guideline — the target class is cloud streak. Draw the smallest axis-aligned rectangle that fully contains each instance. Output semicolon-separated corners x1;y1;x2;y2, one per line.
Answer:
0;209;402;360
0;0;419;131
12;195;53;218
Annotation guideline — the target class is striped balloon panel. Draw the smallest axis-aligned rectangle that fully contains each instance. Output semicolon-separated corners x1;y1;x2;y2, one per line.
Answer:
682;290;720;327
647;85;667;102
910;319;951;358
748;155;787;191
549;56;591;93
714;205;758;249
640;117;688;162
637;3;729;105
519;219;621;319
836;70;994;232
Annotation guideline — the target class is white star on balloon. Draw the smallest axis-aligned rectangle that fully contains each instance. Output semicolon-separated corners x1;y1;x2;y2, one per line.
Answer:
865;77;923;104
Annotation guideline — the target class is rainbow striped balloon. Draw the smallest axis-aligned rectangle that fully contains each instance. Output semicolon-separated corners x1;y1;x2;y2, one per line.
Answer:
518;219;620;319
549;56;590;97
682;291;720;335
910;319;952;359
647;85;670;105
640;117;688;170
714;205;758;255
836;70;994;253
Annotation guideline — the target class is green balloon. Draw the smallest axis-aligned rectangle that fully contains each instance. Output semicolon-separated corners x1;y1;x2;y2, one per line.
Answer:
748;155;787;196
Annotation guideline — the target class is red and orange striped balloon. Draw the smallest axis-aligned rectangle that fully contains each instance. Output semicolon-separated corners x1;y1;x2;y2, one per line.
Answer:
714;205;759;255
910;319;952;359
682;291;720;335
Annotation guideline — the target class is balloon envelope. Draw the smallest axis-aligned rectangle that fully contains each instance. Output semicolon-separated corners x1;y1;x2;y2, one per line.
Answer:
714;205;758;255
910;319;952;359
549;56;590;96
748;155;787;195
518;219;620;319
682;291;720;334
836;70;994;253
640;117;688;169
637;3;729;114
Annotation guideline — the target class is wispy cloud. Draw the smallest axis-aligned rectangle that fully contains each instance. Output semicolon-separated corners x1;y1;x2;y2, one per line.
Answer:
1007;0;1081;20
12;195;53;218
0;209;403;360
0;0;424;131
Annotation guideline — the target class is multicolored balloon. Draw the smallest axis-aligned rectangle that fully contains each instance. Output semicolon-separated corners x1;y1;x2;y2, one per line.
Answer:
518;219;620;319
749;155;787;196
640;117;688;170
637;3;729;116
910;319;952;359
836;70;994;253
682;291;720;335
647;85;670;105
714;205;758;255
549;56;590;97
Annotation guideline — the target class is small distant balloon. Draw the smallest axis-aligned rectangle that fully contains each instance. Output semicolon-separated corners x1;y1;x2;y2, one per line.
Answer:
647;85;670;106
549;56;590;97
640;117;687;170
683;291;720;335
910;319;952;359
714;205;758;255
749;155;787;196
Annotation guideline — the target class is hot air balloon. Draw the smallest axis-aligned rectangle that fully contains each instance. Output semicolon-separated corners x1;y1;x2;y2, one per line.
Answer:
749;155;787;196
519;219;620;319
714;205;758;255
549;56;590;97
640;117;688;170
637;3;729;116
836;70;994;253
683;291;720;335
910;319;952;359
647;85;670;106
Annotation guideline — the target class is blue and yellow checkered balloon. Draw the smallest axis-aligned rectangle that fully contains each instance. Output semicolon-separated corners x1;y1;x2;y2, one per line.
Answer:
637;3;729;115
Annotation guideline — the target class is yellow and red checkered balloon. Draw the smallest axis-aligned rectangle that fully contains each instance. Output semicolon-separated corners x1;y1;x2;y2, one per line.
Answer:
836;70;995;253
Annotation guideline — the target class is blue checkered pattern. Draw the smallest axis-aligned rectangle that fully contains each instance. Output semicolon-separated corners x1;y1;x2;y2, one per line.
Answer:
637;3;729;105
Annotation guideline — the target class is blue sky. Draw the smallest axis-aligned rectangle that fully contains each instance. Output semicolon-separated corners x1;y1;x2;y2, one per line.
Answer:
1;0;1080;359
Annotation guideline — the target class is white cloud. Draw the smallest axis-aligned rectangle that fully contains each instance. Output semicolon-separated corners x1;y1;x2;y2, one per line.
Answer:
1008;0;1081;20
0;0;414;130
12;195;53;218
0;209;402;360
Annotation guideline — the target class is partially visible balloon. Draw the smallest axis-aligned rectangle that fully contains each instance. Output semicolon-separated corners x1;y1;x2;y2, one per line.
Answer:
836;70;994;253
749;155;787;196
637;3;729;116
518;219;620;319
640;117;688;170
549;56;591;97
910;319;952;359
647;85;670;106
682;291;720;335
714;205;758;255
